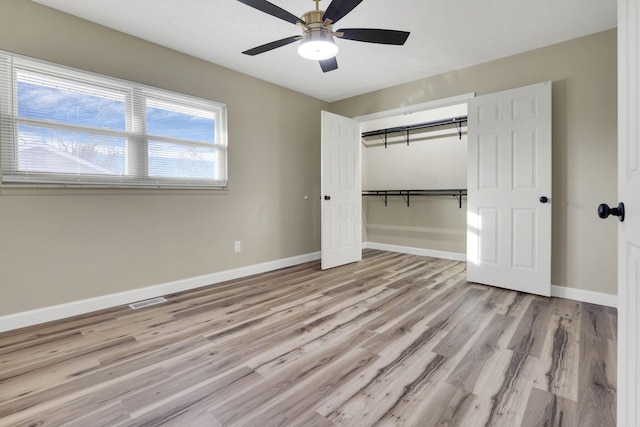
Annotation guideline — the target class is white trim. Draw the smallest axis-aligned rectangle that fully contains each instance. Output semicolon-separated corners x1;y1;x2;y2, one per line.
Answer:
353;93;475;122
363;241;618;307
1;247;618;333
550;285;617;308
0;252;320;333
363;241;466;262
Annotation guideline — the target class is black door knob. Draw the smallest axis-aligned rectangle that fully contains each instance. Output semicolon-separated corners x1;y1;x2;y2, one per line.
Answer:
598;202;625;222
324;195;331;201
539;196;549;203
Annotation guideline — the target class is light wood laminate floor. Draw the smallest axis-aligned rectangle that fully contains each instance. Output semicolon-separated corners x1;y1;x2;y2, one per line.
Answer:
0;250;617;426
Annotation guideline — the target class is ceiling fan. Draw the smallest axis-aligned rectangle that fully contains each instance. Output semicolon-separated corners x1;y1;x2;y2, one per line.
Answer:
237;0;410;72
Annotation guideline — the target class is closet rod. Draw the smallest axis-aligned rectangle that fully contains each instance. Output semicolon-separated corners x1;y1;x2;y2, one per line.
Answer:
361;116;468;138
362;189;467;208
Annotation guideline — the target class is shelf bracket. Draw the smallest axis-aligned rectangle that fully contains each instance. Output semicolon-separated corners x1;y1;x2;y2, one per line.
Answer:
375;191;388;206
452;190;463;208
403;130;410;146
401;191;410;207
457;122;462;140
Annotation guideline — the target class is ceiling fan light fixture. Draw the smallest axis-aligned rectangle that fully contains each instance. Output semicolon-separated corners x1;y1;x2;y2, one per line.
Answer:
298;29;338;60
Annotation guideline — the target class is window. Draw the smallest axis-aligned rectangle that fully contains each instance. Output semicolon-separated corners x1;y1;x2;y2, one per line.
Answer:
0;53;227;188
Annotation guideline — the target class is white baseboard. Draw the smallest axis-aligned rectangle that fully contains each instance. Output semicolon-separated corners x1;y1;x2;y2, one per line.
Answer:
363;241;466;262
362;242;617;308
551;285;617;308
0;252;321;333
1;247;617;333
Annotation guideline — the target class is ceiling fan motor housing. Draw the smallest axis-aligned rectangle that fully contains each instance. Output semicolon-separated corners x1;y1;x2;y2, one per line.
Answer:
298;10;338;60
301;10;326;26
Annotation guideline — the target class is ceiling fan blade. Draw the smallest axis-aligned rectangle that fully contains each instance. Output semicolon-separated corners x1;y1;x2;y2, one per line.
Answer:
337;28;410;45
242;36;301;56
322;0;364;24
319;57;338;73
237;0;304;25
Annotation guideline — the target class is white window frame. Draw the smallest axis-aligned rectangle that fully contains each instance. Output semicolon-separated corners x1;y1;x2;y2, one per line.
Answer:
0;52;228;188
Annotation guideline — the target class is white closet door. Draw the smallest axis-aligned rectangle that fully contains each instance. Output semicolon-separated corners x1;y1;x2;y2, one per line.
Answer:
321;111;362;270
467;82;552;296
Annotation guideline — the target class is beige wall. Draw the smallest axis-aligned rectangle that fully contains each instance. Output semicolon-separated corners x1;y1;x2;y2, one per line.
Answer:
332;29;618;296
0;1;618;319
0;0;328;316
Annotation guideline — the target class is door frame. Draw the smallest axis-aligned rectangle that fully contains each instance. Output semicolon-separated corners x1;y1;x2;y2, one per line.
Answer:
617;0;638;424
349;93;475;256
353;93;475;123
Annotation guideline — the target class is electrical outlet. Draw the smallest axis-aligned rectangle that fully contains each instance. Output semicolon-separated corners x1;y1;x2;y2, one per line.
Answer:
234;241;241;252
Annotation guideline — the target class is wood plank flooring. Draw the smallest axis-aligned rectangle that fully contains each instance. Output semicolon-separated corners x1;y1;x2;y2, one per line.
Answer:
0;250;617;426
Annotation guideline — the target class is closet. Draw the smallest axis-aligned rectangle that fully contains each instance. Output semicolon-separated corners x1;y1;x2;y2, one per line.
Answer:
361;103;468;257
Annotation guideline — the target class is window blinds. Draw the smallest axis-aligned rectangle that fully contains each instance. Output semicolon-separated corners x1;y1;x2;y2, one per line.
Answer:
0;52;228;188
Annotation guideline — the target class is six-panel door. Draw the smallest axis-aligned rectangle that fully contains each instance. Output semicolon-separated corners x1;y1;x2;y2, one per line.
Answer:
467;82;552;296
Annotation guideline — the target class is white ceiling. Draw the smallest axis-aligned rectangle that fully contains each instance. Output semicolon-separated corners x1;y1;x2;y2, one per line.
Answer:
32;0;616;102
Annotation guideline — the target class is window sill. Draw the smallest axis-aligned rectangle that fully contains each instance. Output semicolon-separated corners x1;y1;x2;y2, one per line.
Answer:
0;184;230;196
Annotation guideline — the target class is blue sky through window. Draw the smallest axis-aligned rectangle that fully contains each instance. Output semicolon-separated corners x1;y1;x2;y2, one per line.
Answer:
17;81;126;131
147;106;215;143
16;75;218;179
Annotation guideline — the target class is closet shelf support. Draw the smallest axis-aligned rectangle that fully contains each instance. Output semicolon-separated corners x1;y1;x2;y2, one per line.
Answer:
362;189;468;208
401;191;410;207
362;116;468;141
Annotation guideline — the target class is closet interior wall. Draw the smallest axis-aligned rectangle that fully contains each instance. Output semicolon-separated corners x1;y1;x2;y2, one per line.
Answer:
361;104;468;255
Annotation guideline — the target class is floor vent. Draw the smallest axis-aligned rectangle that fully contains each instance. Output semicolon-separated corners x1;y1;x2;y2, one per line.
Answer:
129;297;167;310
